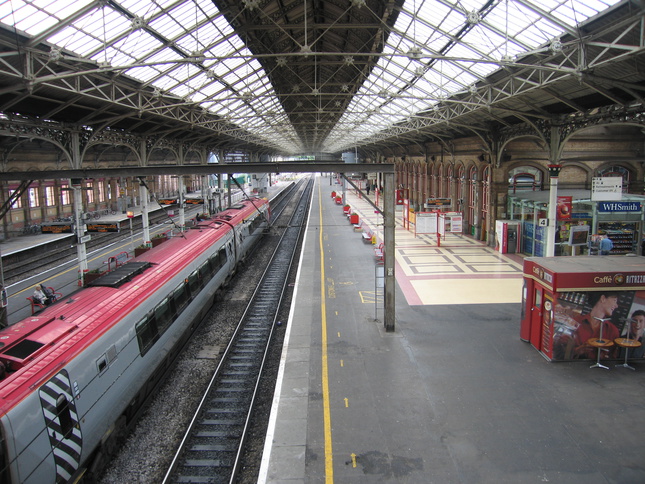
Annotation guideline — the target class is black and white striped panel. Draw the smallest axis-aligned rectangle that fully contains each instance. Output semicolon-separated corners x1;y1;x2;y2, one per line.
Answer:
38;369;83;483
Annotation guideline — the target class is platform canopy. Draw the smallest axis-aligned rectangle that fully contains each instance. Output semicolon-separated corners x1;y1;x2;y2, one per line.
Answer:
0;0;640;156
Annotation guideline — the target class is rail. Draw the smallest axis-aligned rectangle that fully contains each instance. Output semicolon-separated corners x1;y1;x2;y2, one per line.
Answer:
162;178;312;484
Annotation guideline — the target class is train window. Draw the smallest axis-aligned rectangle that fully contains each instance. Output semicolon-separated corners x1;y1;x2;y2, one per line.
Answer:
209;248;226;273
172;284;190;314
198;261;211;280
135;316;157;356
188;271;201;293
56;394;74;437
155;298;173;335
96;355;108;375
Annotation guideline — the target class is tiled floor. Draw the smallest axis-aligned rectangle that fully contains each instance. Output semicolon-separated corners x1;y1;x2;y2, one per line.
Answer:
343;189;525;306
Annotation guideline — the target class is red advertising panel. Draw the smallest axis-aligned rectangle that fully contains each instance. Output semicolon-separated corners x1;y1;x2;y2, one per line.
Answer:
522;257;645;362
556;196;572;220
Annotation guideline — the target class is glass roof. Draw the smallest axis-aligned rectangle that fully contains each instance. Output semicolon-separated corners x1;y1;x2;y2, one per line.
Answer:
0;0;622;154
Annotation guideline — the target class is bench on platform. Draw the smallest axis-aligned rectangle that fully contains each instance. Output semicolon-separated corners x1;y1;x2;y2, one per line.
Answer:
374;243;384;262
26;286;63;315
362;229;374;243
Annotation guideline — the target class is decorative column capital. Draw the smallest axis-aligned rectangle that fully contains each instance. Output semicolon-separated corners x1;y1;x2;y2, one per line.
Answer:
547;164;562;177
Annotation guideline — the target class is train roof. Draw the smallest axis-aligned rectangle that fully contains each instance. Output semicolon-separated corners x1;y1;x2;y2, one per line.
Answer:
0;198;268;413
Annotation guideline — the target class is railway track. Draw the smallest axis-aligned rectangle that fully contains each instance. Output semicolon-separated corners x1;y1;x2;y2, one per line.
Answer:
163;178;312;484
2;211;173;284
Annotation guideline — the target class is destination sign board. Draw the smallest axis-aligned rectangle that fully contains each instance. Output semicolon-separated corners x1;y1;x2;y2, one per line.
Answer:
87;223;119;233
41;223;73;234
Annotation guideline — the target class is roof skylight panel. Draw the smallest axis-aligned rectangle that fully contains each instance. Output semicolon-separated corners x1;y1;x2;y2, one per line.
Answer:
148;14;185;40
125;65;161;83
74;6;127;42
14;10;56;34
517;17;566;47
418;2;464;34
550;3;589;25
117;0;160;18
93;46;135;67
102;31;162;66
49;27;102;57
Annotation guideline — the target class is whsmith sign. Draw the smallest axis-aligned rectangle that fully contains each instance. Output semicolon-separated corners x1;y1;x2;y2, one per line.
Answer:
597;201;642;212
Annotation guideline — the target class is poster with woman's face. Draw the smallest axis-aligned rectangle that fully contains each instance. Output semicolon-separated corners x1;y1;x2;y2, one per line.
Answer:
551;290;644;361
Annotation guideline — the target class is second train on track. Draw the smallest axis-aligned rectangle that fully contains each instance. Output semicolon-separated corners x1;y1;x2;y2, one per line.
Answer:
0;197;270;484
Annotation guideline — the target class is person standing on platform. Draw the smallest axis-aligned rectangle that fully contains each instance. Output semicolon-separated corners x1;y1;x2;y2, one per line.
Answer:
599;234;614;255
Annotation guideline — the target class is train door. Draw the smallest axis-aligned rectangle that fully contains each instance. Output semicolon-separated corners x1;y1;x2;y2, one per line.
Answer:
38;369;83;483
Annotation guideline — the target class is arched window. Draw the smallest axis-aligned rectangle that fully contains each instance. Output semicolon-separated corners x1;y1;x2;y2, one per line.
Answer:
468;166;478;228
597;165;630;192
481;166;490;241
444;165;453;198
508;167;543;193
457;165;466;212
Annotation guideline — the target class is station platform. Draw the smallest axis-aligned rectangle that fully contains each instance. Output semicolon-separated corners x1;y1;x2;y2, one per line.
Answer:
0;184;287;325
259;175;645;483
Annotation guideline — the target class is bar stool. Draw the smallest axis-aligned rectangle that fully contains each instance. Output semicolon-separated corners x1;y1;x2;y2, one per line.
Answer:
588;317;614;370
614;325;642;370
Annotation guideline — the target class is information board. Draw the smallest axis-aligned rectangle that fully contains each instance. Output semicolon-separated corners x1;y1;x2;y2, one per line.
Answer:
87;223;120;233
591;177;622;201
416;212;438;234
41;223;73;234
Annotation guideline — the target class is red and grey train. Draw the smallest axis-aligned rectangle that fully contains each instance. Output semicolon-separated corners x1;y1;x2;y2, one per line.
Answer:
0;197;270;483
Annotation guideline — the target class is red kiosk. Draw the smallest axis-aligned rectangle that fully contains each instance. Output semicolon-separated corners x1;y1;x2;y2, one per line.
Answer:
521;256;645;362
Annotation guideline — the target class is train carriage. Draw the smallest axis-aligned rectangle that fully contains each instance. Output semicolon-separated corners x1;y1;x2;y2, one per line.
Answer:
0;198;269;483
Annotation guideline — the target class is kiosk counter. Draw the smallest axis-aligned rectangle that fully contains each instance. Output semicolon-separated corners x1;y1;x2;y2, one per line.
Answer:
521;256;645;362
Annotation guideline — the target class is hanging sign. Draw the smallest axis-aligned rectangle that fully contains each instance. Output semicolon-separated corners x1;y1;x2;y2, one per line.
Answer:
87;223;119;232
41;223;74;234
597;201;641;212
425;198;452;208
591;177;622;201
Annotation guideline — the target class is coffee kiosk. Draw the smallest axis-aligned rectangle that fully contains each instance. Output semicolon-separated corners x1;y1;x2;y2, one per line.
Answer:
521;256;645;361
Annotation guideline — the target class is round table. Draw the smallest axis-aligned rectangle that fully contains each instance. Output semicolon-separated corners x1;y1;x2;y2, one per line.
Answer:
614;338;642;370
587;338;614;369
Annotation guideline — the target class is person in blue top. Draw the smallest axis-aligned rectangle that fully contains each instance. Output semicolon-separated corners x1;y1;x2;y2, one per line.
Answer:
599;234;613;255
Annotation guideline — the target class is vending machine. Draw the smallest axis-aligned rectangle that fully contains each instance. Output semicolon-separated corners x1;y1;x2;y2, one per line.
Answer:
495;220;521;254
521;256;645;361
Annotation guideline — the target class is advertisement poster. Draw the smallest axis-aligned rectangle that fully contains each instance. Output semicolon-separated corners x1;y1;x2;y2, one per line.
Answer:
557;196;572;220
551;290;645;361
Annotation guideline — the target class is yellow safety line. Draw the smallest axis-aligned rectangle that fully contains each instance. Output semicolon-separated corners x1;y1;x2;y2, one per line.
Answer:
318;181;334;482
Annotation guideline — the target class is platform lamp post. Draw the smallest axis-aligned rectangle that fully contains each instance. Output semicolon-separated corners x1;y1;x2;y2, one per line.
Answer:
127;210;134;253
138;177;151;246
71;178;89;286
546;164;562;257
